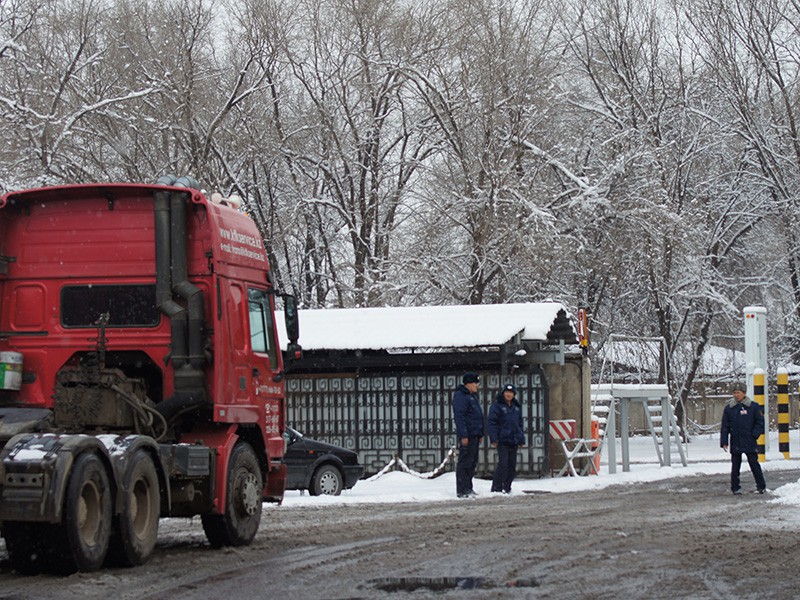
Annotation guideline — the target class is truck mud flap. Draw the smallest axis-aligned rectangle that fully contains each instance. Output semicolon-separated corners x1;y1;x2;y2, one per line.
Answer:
265;462;286;503
0;433;111;523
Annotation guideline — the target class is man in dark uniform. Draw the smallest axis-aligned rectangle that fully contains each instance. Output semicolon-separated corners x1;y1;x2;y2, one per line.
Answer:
452;372;485;498
488;383;526;494
720;381;767;494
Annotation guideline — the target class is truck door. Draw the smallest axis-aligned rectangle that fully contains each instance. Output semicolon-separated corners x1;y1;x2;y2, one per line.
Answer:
246;287;283;440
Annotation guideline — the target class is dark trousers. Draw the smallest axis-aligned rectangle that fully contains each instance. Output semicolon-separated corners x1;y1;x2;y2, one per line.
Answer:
731;451;766;492
456;437;480;495
491;443;518;493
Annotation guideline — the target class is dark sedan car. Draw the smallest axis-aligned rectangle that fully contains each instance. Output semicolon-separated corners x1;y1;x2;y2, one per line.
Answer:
284;426;365;495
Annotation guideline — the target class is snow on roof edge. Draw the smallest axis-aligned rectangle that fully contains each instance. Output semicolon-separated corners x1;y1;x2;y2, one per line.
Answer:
276;302;571;352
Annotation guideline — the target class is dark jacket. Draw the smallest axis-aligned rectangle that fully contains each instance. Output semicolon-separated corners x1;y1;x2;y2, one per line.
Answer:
488;394;525;446
452;384;485;438
720;397;764;454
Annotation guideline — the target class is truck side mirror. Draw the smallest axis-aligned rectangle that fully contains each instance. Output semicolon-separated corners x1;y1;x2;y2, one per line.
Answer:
276;294;301;380
283;294;299;344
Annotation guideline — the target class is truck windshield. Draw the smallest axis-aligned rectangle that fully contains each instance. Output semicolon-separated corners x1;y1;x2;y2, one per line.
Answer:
61;284;159;328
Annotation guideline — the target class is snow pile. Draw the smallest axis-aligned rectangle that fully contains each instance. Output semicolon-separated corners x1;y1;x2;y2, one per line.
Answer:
277;430;800;508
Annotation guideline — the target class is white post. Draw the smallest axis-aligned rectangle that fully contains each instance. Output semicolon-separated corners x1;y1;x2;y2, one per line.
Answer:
744;306;769;452
606;396;617;474
620;398;630;472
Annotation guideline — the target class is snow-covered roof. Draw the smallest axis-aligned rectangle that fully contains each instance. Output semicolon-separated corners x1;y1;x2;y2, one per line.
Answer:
276;302;571;352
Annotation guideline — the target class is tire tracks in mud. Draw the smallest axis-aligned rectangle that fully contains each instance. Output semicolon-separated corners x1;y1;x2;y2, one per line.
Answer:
1;469;800;598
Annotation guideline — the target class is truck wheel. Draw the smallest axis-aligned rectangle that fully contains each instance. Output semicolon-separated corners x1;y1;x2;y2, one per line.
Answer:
201;442;263;548
107;450;160;566
52;452;113;573
3;521;48;575
310;464;343;496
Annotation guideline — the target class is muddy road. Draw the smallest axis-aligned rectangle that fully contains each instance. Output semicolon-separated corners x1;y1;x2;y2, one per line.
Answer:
1;468;799;599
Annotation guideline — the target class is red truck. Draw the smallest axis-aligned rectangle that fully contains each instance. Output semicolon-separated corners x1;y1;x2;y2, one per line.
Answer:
0;176;300;574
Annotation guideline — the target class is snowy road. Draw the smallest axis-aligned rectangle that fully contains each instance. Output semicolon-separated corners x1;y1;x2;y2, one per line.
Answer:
2;465;800;599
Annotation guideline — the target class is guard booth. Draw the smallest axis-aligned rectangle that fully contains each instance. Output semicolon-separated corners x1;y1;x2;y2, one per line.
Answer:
277;303;590;478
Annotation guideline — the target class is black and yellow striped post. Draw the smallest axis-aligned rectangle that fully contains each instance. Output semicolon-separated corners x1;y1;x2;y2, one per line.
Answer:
754;369;766;462
778;368;790;459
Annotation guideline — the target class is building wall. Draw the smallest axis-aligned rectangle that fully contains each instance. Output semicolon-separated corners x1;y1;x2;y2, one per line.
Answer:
544;356;591;433
544;354;593;474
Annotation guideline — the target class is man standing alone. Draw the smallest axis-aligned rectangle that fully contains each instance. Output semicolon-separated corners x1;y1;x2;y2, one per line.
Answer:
720;381;767;494
452;372;484;498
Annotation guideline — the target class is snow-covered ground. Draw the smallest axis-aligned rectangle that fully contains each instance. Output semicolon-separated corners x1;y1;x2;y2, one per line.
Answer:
278;430;800;508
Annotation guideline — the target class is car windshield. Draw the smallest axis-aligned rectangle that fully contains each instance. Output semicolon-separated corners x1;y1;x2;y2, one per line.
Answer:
285;426;304;443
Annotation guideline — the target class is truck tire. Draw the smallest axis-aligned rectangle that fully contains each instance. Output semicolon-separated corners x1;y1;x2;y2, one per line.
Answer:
201;442;263;548
52;452;113;573
3;521;49;575
310;464;343;496
106;450;160;566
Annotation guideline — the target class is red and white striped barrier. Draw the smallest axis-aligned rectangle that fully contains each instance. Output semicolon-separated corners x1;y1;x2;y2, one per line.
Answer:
549;419;576;441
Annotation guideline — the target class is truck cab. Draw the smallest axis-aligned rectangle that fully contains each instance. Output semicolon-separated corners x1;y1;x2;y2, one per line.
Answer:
0;177;299;574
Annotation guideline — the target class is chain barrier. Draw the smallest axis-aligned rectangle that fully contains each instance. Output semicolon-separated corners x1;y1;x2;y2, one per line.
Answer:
686;418;720;435
368;446;457;481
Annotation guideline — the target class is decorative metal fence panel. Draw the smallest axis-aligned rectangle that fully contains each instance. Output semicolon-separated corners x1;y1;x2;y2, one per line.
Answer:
286;370;547;477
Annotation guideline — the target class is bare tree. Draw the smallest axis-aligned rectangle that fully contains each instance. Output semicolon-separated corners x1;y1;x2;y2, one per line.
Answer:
402;0;564;305
684;0;800;362
5;0;800;386
0;0;159;186
265;0;440;306
559;0;767;407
